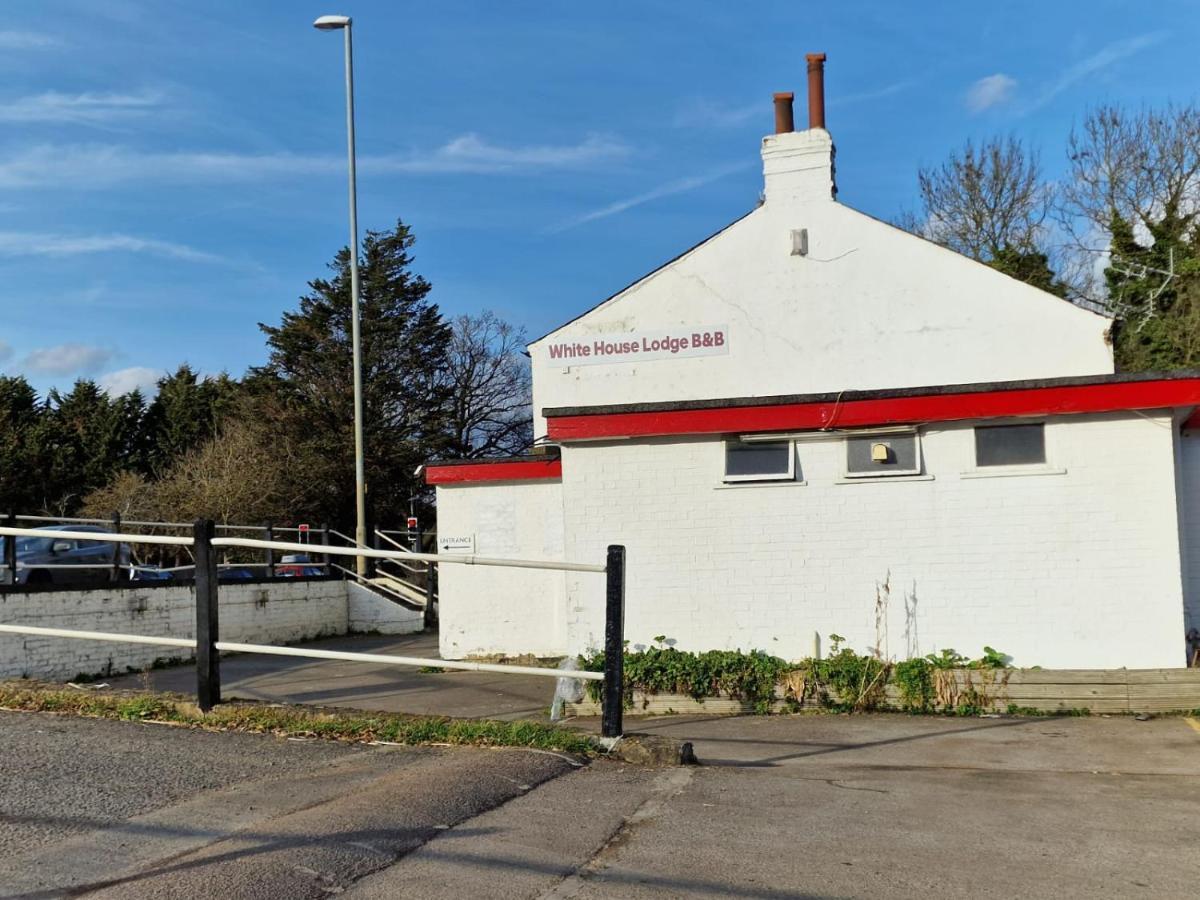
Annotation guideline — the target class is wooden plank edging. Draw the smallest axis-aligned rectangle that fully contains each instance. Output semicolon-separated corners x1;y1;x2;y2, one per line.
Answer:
562;667;1200;717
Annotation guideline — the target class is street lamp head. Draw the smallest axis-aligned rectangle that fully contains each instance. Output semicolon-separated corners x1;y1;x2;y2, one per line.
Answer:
313;14;351;30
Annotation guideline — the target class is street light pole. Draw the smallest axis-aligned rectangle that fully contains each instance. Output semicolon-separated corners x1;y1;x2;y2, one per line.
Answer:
315;15;367;577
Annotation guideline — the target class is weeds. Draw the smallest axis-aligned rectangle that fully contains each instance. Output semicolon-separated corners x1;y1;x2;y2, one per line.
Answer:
0;683;595;754
583;637;1018;715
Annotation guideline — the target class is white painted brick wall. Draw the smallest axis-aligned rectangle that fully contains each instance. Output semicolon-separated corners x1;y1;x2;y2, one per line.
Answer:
434;480;568;658
0;579;422;681
550;411;1188;670
347;582;424;634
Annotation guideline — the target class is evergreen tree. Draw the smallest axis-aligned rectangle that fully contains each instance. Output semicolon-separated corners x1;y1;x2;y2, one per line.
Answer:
252;220;452;528
988;248;1068;298
1063;103;1200;367
0;376;40;512
142;365;239;473
1104;208;1200;370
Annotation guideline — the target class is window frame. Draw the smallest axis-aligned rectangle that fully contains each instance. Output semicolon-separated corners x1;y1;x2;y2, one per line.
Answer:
842;429;923;479
722;438;797;484
972;422;1048;470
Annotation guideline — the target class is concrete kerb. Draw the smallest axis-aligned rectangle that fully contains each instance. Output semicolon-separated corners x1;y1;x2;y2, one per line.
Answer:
601;733;698;766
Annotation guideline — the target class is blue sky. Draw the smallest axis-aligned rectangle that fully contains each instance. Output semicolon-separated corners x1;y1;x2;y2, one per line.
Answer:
0;1;1195;397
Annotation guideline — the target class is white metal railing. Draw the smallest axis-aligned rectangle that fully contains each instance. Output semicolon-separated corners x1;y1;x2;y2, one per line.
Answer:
329;561;426;608
11;514;317;534
210;535;607;573
0;523;626;736
373;530;426;574
0;623;602;681
0;527;192;547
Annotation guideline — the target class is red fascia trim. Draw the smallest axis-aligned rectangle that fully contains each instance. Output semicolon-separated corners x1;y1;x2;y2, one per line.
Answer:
425;459;562;485
547;379;1200;440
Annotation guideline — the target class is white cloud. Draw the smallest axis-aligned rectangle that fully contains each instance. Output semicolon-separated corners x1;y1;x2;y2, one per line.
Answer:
0;133;632;190
549;161;752;233
22;343;114;376
0;340;11;363
966;74;1017;113
678;80;919;130
0;231;220;263
836;79;919;106
0;90;162;125
1029;32;1165;112
386;132;630;173
0;31;59;50
99;366;161;397
673;99;759;130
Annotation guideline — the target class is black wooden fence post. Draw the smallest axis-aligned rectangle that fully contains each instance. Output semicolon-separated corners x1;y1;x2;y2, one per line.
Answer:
110;512;123;582
193;519;220;712
601;544;626;739
319;523;330;572
4;511;16;585
264;522;275;579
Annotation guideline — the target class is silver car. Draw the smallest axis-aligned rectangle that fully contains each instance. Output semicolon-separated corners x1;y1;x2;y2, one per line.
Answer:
0;525;130;587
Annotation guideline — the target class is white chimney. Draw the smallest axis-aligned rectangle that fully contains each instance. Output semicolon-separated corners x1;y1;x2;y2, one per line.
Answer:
761;53;836;206
761;129;836;205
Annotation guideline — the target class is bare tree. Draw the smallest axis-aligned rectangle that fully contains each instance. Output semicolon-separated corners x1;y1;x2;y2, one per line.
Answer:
1059;103;1200;310
1062;103;1200;237
81;471;159;521
441;311;533;459
911;135;1052;262
150;418;303;525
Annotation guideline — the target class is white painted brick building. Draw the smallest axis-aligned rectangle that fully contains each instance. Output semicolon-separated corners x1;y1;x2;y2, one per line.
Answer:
428;59;1200;670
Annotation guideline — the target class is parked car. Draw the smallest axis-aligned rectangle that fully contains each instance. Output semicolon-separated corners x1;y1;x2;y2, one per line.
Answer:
277;564;326;577
218;567;257;580
0;525;130;586
277;553;325;578
130;566;173;582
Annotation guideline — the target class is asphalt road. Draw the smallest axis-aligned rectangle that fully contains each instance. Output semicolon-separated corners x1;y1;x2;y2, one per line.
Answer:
3;709;1199;898
0;711;577;899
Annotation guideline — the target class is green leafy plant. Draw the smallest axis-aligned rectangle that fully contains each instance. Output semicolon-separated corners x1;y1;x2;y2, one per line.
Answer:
583;639;793;713
893;657;934;712
801;646;890;712
582;636;1017;717
974;646;1009;669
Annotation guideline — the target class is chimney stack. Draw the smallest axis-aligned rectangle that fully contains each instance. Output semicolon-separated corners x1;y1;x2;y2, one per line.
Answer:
761;53;835;204
806;53;826;130
773;92;795;134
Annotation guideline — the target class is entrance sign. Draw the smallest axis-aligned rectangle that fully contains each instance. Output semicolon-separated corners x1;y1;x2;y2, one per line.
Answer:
542;326;729;367
438;535;476;554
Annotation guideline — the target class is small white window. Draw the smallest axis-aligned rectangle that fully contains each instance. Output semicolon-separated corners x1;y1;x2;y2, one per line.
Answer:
975;424;1045;467
844;432;921;477
724;440;795;482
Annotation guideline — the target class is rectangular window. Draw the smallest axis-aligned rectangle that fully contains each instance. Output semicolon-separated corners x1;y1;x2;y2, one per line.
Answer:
724;440;794;482
975;423;1045;467
845;432;921;477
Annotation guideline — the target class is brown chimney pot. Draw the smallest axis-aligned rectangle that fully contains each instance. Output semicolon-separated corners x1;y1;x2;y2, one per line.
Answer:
806;52;826;130
772;92;794;134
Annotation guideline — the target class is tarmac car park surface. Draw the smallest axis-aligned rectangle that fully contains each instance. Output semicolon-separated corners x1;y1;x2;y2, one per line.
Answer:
2;699;1198;898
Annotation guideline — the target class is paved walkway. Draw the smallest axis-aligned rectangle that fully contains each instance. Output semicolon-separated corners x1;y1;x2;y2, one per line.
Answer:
106;631;563;721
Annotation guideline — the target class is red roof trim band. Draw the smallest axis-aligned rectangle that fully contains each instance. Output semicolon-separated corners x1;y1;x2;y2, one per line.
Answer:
425;459;562;485
546;378;1200;441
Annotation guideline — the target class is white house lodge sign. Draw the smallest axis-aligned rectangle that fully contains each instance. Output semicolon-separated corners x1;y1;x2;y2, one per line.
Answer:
540;326;730;367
